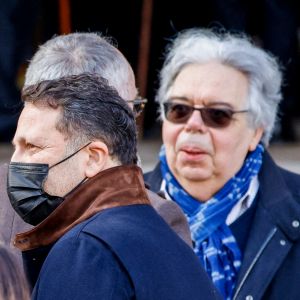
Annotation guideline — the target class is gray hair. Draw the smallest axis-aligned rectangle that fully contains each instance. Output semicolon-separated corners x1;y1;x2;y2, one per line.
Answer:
24;32;137;100
157;28;283;145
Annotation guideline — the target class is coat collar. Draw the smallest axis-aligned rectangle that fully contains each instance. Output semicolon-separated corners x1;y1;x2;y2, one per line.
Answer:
14;165;150;251
144;162;163;193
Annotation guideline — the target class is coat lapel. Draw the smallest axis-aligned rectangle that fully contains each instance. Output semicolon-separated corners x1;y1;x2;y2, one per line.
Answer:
233;152;300;299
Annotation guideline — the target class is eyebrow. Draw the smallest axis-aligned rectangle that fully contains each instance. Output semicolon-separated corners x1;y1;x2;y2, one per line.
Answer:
12;136;47;148
167;96;190;102
167;96;234;109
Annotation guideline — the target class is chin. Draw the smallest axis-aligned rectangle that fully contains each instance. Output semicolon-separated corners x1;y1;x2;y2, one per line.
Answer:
175;165;213;183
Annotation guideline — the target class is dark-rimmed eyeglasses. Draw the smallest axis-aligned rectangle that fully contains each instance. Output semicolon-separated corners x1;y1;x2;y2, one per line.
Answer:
127;97;148;117
163;102;249;128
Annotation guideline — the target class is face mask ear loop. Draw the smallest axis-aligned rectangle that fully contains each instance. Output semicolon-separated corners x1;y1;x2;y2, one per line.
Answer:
49;142;92;169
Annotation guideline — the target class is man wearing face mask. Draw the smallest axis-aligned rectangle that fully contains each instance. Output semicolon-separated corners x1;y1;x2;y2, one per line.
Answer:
0;33;192;260
7;73;221;300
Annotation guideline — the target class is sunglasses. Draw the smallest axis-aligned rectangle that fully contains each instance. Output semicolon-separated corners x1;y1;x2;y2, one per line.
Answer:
163;102;249;128
127;97;148;117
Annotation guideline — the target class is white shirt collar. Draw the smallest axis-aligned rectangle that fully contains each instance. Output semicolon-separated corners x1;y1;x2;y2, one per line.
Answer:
226;176;259;225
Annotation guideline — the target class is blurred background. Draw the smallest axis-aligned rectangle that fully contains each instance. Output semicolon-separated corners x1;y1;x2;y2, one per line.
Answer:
1;0;300;172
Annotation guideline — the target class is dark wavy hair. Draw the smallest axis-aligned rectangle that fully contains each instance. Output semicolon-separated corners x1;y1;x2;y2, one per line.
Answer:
22;73;138;165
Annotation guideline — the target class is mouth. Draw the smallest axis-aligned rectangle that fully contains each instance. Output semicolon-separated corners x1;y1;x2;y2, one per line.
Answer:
179;146;208;161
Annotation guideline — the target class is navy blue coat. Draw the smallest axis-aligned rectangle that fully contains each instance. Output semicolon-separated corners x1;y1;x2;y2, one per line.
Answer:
145;152;300;299
33;204;221;300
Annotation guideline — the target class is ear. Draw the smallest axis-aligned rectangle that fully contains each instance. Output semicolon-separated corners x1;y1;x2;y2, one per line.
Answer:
248;127;264;151
84;141;110;178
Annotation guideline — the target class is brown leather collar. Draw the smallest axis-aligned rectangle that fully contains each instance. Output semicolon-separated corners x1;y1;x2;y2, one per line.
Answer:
14;165;150;251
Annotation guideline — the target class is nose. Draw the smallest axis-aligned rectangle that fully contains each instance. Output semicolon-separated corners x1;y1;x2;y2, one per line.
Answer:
184;110;208;133
10;147;28;163
10;149;21;163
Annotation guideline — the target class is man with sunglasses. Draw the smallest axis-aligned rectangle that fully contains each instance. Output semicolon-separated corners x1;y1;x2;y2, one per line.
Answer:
0;32;193;264
145;28;300;300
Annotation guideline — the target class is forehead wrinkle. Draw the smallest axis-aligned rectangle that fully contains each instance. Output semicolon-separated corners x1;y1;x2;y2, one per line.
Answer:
170;62;249;109
16;103;63;146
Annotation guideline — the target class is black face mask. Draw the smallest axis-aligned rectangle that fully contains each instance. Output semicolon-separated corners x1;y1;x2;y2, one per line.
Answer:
7;143;90;225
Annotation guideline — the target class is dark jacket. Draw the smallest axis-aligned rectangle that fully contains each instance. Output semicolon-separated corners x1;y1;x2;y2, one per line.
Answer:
15;165;221;300
144;151;300;300
0;164;31;265
0;163;192;263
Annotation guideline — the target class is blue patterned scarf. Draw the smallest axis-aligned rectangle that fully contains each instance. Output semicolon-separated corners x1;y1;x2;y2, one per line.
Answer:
159;144;264;300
